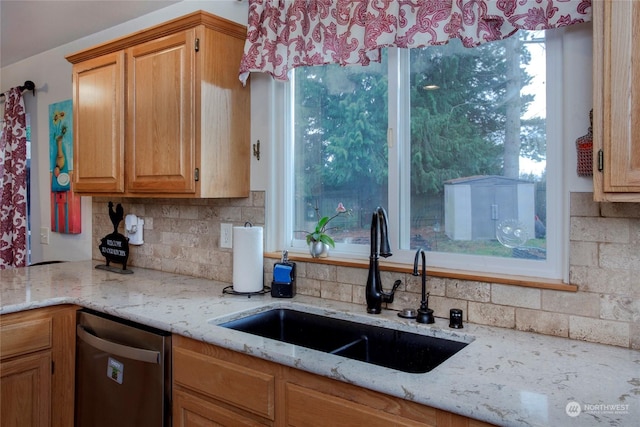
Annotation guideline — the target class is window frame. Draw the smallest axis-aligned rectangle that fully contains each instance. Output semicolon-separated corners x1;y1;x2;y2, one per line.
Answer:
270;29;567;281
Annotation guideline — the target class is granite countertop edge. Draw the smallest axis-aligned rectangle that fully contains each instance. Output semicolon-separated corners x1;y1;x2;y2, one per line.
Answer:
1;260;638;427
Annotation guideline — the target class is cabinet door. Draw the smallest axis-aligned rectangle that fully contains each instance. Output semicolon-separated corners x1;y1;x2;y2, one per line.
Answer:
0;352;51;427
594;0;640;200
126;30;196;194
72;52;125;193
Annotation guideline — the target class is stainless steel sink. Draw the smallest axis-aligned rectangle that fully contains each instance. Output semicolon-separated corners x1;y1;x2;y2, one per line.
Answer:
218;308;469;373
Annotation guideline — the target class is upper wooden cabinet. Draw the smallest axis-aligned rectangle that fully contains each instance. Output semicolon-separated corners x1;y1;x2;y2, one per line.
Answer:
71;52;125;193
67;11;250;198
593;0;640;201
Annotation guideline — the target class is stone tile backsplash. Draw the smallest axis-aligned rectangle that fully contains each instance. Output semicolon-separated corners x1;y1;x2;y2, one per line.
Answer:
93;192;639;349
92;193;265;282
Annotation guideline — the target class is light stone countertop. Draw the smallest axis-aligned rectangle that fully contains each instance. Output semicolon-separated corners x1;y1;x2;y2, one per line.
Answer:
1;260;638;427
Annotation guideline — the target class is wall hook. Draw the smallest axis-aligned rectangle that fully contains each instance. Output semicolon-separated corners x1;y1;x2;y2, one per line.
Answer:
253;140;260;161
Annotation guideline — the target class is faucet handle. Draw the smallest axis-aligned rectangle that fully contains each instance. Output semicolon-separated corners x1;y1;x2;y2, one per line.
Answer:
380;279;402;306
391;279;402;293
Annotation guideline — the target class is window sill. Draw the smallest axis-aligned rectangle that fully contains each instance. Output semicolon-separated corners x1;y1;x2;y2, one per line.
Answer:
265;251;577;292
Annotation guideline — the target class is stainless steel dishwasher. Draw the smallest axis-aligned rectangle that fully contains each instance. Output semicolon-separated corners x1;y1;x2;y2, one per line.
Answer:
75;309;171;427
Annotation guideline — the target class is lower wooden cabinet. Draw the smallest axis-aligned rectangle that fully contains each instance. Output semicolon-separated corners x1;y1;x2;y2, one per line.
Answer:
1;352;51;427
0;305;78;427
173;336;275;426
173;335;494;427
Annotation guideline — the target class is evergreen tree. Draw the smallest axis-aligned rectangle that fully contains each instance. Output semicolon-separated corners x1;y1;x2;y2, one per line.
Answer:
409;34;539;195
294;59;389;220
293;33;545;232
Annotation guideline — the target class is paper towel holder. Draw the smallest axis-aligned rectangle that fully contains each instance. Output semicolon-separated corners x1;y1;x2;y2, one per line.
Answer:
223;221;270;297
222;285;270;297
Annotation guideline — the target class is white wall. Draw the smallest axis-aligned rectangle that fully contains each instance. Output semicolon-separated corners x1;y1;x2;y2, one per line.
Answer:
562;22;594;194
0;0;261;263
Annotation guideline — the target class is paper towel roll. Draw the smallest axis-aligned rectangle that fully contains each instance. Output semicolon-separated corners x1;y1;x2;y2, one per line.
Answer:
232;225;264;293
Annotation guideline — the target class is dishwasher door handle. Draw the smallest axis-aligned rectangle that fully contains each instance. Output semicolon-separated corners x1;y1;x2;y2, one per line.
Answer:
77;324;160;364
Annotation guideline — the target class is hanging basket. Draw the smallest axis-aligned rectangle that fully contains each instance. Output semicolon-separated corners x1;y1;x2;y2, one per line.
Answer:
575;109;593;177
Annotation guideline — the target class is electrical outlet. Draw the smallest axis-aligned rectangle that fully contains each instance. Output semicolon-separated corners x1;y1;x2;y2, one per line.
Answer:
40;227;50;245
220;223;233;248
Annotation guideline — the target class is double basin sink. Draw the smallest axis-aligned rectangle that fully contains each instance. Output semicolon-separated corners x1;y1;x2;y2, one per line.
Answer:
218;307;470;373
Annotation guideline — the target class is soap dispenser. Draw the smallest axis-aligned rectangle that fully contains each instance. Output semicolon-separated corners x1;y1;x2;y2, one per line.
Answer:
271;251;296;298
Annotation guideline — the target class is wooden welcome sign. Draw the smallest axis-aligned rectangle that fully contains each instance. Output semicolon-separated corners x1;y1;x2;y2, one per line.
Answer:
96;202;132;274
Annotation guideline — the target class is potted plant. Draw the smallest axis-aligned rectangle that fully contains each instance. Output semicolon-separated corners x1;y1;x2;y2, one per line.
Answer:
304;202;351;258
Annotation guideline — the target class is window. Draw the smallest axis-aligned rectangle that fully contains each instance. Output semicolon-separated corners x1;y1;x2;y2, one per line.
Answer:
281;30;564;279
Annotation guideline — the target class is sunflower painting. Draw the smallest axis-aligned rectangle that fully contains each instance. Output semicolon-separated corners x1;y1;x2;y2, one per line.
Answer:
48;100;81;234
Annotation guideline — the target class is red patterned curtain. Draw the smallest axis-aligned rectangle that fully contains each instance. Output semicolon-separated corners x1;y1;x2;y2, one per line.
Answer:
0;88;28;269
239;0;591;84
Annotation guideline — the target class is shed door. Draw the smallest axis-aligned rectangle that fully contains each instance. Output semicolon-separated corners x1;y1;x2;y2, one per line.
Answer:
471;184;517;240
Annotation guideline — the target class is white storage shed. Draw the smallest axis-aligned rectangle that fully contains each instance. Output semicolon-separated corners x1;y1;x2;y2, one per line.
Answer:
444;175;536;242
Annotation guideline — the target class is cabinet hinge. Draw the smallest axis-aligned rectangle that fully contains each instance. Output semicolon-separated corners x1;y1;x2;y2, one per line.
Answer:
51;361;55;375
598;149;604;172
195;38;200;52
194;168;200;182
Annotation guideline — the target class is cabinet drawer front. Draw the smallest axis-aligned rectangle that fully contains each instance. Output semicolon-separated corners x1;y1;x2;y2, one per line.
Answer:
285;383;430;427
0;318;52;360
173;389;268;427
173;347;275;420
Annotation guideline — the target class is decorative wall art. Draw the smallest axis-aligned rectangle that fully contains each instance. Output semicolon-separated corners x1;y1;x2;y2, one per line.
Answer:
49;100;81;234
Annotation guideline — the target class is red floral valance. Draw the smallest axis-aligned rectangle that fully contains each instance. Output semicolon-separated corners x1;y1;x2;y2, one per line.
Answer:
239;0;591;84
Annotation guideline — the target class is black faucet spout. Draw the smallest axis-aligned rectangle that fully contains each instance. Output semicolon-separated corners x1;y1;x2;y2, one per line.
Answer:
366;207;400;314
413;248;434;324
